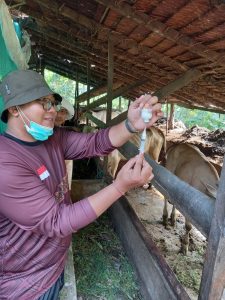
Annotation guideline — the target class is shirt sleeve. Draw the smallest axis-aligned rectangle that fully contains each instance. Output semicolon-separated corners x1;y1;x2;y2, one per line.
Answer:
56;127;116;160
0;155;97;238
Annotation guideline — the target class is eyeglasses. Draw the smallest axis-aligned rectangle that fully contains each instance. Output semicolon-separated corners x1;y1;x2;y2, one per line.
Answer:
38;99;62;112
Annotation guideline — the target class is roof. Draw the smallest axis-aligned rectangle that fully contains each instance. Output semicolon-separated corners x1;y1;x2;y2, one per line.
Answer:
6;0;225;113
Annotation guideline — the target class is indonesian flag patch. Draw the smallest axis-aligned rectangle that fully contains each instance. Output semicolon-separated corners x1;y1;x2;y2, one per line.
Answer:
37;165;50;181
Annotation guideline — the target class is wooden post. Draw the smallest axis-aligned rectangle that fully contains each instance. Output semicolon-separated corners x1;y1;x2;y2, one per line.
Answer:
86;58;91;125
166;100;169;135
75;71;79;125
106;34;114;123
40;60;45;76
168;103;175;130
104;34;114;175
119;96;122;111
198;156;225;300
75;72;79;98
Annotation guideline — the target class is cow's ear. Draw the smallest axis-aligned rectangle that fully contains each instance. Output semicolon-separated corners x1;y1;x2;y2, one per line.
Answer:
205;183;217;198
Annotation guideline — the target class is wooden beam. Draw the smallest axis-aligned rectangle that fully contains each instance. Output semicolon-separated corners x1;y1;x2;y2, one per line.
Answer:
43;57;99;86
95;0;225;68
76;82;121;104
84;112;107;128
198;157;225;300
88;77;149;110
154;69;202;100
175;102;225;115
107;111;127;127
108;68;203;126
34;35;140;85
32;41;108;84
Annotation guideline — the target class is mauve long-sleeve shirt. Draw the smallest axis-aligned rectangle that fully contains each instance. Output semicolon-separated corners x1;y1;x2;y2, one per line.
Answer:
0;127;115;300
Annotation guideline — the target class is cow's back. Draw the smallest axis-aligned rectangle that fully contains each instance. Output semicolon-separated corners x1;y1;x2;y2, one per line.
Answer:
166;143;219;196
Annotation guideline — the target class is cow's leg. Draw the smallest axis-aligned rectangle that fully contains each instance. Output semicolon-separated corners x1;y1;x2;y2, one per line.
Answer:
163;198;169;228
170;205;177;227
181;218;192;255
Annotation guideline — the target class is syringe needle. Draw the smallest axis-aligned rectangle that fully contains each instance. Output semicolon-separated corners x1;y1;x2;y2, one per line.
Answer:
139;127;146;153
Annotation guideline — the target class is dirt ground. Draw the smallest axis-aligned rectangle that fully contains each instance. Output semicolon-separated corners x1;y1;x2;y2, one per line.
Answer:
126;186;206;300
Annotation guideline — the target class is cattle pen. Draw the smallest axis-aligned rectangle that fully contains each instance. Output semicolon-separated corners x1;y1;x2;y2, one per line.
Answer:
1;0;225;299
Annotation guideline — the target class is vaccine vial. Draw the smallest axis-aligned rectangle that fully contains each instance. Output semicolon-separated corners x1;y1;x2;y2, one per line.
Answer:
141;104;152;123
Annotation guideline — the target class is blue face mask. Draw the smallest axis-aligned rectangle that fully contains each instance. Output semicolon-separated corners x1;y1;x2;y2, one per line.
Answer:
17;107;53;141
24;121;53;141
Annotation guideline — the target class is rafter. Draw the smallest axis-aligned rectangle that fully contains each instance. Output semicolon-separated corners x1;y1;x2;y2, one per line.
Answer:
27;1;225;93
6;0;225;112
24;0;188;73
95;0;225;68
33;31;225;110
10;1;224;92
36;35;225;110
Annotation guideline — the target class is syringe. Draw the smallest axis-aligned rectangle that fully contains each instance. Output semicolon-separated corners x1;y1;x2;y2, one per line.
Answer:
139;104;152;154
139;127;147;153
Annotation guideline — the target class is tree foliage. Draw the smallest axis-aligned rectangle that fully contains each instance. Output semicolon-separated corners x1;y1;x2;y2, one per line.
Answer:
44;69;87;105
163;105;225;130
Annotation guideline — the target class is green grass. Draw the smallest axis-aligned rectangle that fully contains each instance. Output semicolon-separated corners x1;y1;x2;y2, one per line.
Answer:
72;213;143;300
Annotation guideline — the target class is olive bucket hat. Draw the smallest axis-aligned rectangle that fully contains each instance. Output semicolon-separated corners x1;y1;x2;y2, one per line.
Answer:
0;69;61;123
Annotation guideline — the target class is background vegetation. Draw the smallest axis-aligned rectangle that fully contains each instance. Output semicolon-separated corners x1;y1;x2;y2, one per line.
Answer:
45;69;225;131
164;105;225;130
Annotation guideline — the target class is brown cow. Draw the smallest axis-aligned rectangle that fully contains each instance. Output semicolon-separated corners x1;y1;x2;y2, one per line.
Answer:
162;143;219;255
107;127;165;178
